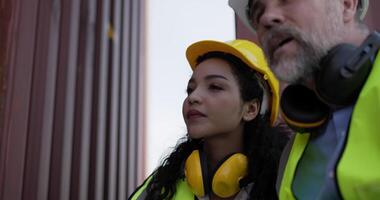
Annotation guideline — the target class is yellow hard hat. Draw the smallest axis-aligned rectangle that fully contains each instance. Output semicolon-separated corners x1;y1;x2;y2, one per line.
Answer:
186;39;279;126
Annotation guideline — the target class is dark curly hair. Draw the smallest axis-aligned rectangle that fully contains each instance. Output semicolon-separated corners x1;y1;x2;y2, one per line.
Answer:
142;52;288;200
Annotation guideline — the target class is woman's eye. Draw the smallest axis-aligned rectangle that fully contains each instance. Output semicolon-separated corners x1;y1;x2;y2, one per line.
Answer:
209;84;223;91
186;87;194;95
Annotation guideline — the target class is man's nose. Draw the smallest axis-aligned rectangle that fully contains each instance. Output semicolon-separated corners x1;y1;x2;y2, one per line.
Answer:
259;5;285;30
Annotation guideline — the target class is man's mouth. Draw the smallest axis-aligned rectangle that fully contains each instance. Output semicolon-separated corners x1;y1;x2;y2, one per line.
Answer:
278;37;293;48
267;33;295;57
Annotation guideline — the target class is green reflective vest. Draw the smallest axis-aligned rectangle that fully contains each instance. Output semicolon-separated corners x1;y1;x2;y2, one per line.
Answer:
129;176;194;200
278;52;380;199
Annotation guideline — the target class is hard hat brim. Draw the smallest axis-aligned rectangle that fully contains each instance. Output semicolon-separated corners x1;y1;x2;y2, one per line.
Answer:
228;0;256;33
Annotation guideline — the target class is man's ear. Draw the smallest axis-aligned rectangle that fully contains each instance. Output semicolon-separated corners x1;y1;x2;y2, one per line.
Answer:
342;0;359;23
243;99;260;121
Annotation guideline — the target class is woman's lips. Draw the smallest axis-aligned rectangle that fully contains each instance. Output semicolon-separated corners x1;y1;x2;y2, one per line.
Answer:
186;110;206;120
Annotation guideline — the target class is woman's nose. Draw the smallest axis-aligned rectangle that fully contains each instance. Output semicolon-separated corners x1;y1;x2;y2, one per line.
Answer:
187;89;201;105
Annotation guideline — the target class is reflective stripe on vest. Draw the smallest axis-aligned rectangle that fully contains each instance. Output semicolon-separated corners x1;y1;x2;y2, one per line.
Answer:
278;133;310;200
278;51;380;199
129;176;152;200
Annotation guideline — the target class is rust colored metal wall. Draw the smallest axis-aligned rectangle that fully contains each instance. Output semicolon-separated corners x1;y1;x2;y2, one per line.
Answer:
0;0;39;198
364;1;380;32
0;0;145;199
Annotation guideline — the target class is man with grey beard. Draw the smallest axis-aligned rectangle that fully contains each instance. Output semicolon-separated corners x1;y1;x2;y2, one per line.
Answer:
230;0;380;199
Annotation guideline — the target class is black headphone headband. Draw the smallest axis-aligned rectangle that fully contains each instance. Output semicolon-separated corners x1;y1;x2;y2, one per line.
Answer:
281;31;380;133
317;31;380;107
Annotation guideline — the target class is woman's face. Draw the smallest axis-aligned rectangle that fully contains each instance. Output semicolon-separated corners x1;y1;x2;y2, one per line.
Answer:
182;58;254;139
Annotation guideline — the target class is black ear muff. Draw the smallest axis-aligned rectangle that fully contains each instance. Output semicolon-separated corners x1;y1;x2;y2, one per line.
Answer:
317;32;380;107
281;32;380;133
280;84;330;133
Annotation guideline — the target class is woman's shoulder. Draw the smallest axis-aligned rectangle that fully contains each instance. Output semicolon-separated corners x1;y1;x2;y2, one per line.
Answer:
128;175;154;200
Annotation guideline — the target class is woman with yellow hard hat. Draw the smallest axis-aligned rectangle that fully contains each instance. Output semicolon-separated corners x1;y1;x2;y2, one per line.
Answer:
129;39;288;200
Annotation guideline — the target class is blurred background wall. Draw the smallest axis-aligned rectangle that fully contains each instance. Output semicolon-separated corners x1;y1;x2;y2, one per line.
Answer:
0;0;145;199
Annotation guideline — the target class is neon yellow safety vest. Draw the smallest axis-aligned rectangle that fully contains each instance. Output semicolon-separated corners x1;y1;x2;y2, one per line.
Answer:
278;52;380;199
129;177;194;200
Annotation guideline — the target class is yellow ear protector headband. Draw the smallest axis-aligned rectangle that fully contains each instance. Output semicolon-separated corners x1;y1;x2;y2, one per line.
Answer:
184;149;248;198
281;32;380;133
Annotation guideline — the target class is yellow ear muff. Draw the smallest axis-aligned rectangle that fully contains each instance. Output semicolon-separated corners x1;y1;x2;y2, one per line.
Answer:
184;150;205;197
212;153;248;198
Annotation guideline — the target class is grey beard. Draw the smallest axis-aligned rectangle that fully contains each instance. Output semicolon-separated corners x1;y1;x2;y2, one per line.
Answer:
262;25;331;83
261;0;346;84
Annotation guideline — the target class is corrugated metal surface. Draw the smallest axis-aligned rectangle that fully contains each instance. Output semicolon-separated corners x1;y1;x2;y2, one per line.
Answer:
0;0;145;199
